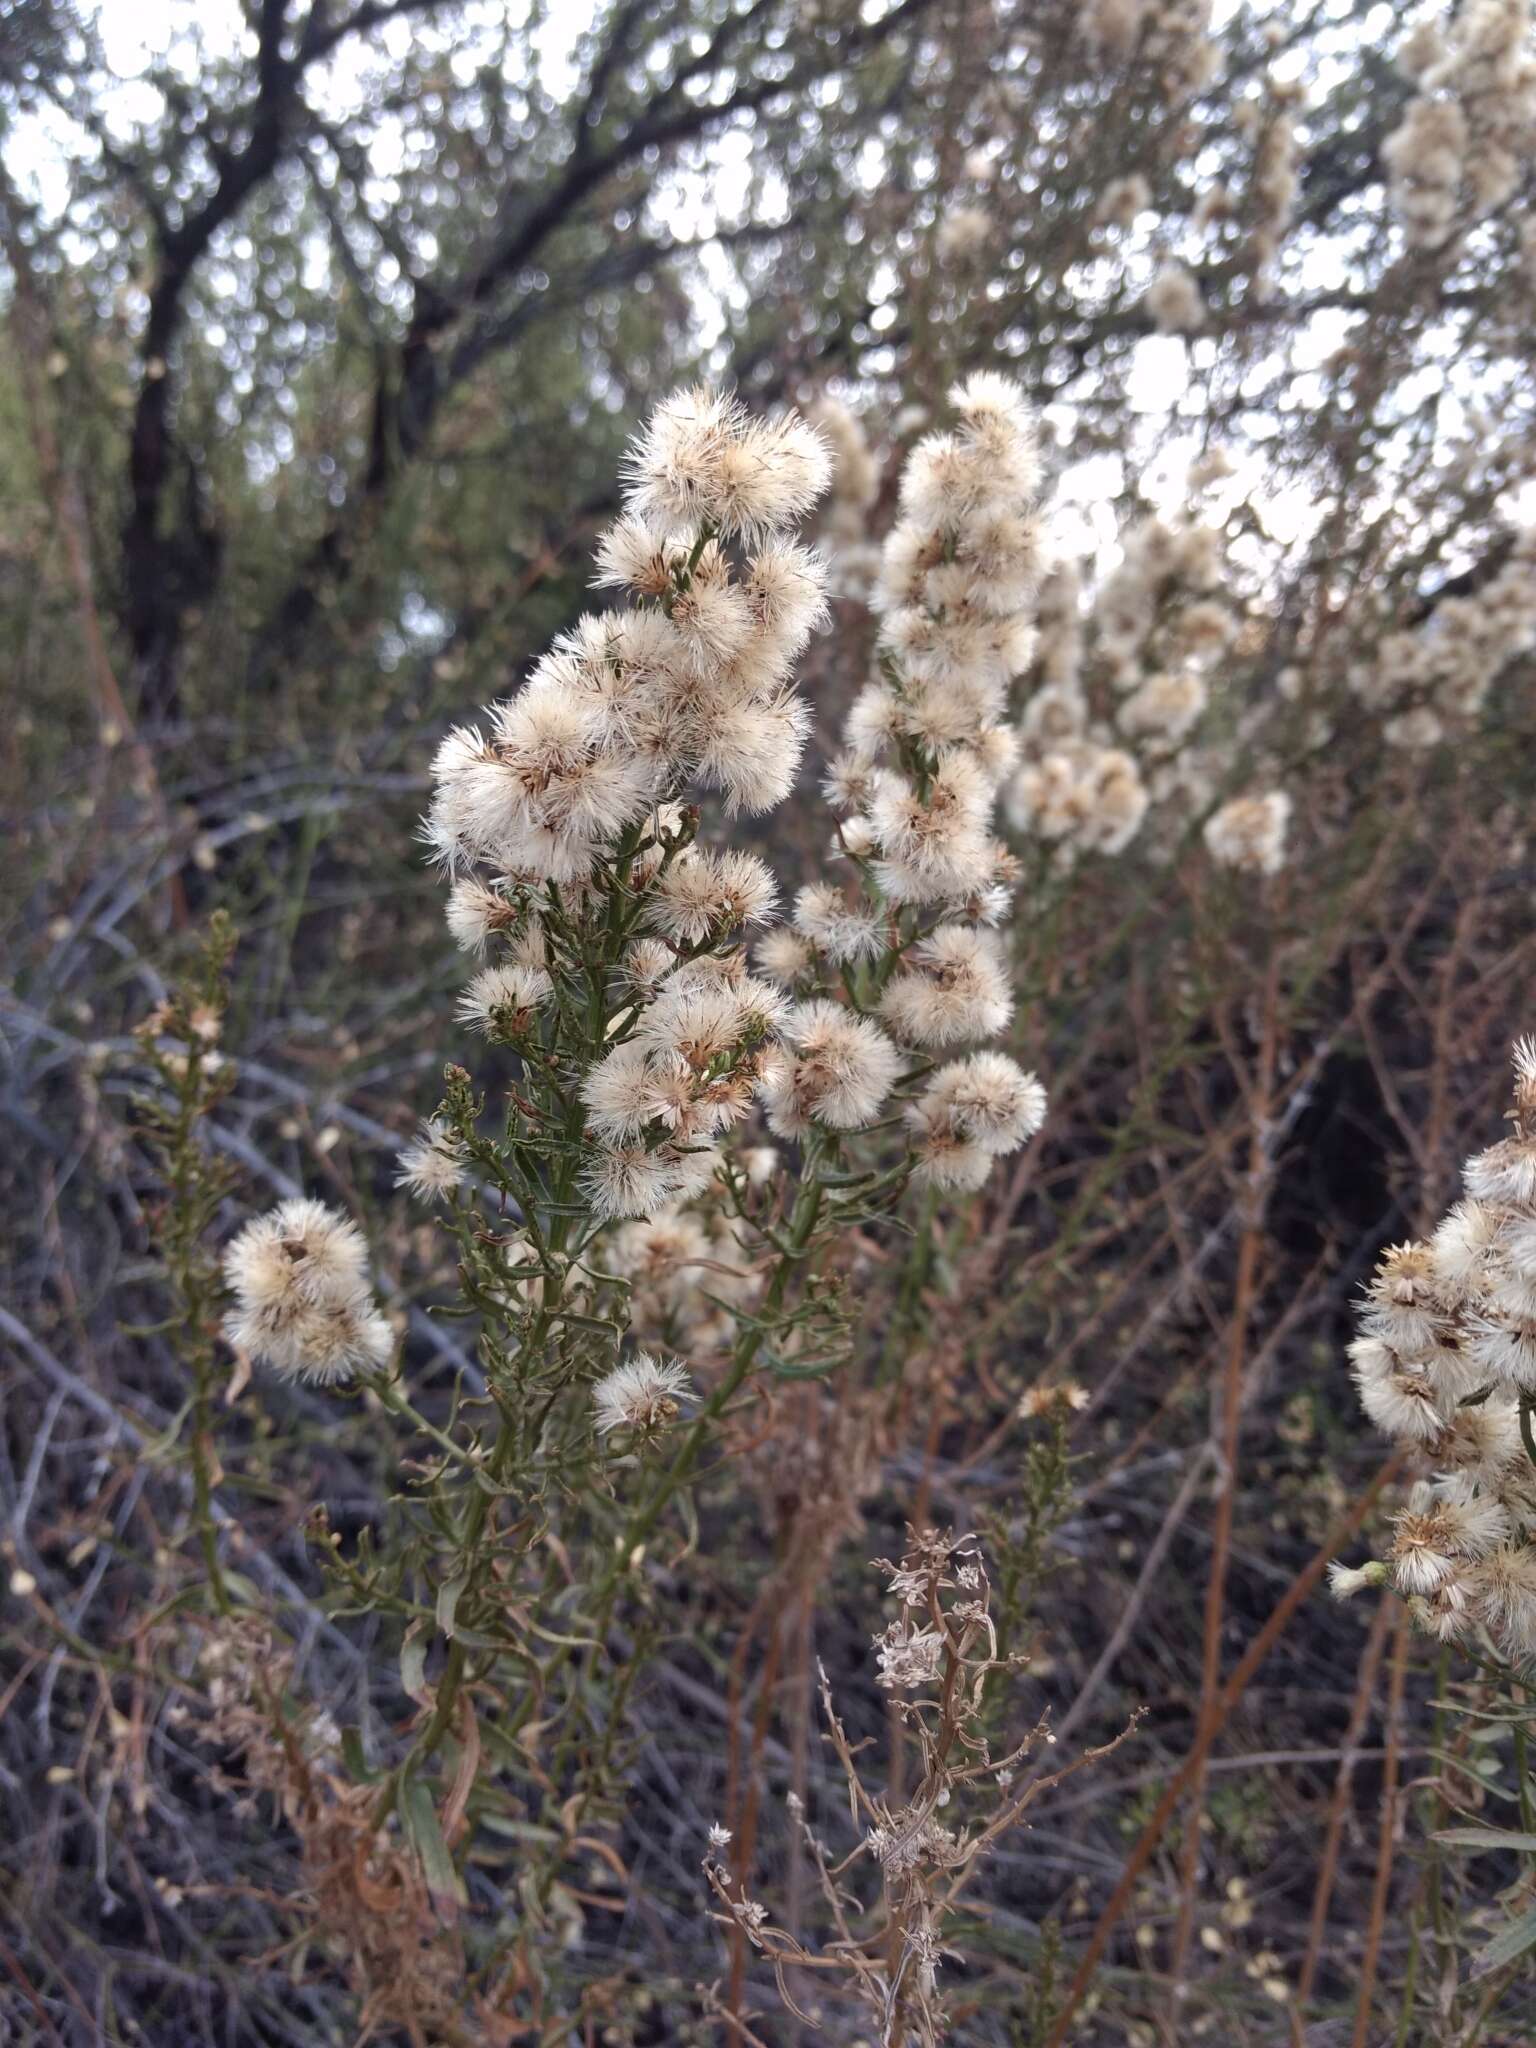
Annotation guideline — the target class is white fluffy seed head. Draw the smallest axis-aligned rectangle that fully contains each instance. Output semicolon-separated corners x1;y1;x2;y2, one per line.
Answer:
744;541;831;657
756;926;816;987
592;514;678;597
445;877;522;953
395;1120;466;1204
1204;790;1291;876
1464;1138;1536;1209
582;1142;720;1222
222;1297;392;1386
582;1042;671;1144
921;1052;1047;1153
879;926;1013;1048
761;999;904;1137
456;962;553;1037
647;849;778;946
696;693;811;814
1349;1334;1452;1443
1117;670;1208;748
634;977;787;1068
624;387;831;542
223;1199;370;1313
904;1097;997;1192
792;882;886;965
221;1200;388;1385
592;1352;695;1435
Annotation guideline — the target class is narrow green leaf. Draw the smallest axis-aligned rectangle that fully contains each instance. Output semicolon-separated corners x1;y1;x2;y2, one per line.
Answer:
443;1624;503;1651
399;1779;466;1907
340;1726;377;1783
436;1575;466;1637
763;1350;844;1381
138;1398;195;1460
476;1815;561;1844
400;1622;429;1701
545;1308;625;1336
219;1570;262;1609
1427;1747;1521;1798
1435;1827;1536;1852
1474;1902;1536;1975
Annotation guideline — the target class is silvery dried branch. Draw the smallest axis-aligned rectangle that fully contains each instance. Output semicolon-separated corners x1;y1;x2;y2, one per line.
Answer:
703;1528;1140;2047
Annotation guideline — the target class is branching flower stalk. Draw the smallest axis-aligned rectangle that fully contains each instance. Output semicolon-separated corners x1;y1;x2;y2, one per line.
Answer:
205;381;1055;1999
1335;1038;1536;1984
1335;1038;1536;1653
794;372;1052;1369
131;913;241;1618
703;1529;1139;2047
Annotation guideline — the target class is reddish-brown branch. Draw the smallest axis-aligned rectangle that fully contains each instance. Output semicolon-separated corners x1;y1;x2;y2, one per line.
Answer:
1297;1595;1394;2009
1042;1452;1406;2048
1167;937;1281;2005
1351;1602;1411;2048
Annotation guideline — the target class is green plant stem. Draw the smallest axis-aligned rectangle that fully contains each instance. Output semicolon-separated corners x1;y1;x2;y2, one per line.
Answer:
377;1095;589;1820
878;1182;941;1384
366;1373;479;1470
189;1354;232;1619
506;1131;835;1761
165;1022;233;1621
620;1131;828;1554
1516;1713;1535;1836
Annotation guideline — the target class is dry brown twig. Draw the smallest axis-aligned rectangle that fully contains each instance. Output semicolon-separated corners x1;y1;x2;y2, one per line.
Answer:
705;1527;1140;2047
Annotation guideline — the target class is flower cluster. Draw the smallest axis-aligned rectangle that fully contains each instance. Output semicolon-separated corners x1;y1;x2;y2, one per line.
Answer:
605;1195;765;1361
935;203;992;265
1242;83;1302;296
1005;558;1149;863
418;387;835;1226
772;371;1049;1191
578;965;791;1221
1145;259;1207;333
222;1198;392;1384
873;1528;995;1693
1180;81;1304;302
1336;1041;1536;1659
1203;790;1291;877
1352;533;1536;747
808;392;881;596
1383;1;1536;252
1082;0;1220;101
1092;513;1233;701
425;385;831;893
1006;508;1258;868
1095;172;1152;231
703;1527;1136;2043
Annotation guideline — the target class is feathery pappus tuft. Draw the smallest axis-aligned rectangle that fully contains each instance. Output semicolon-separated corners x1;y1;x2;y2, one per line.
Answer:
395;1120;467;1204
592;1351;695;1436
761;999;904;1137
456;963;553;1038
647;849;778;947
222;1200;391;1385
1203;790;1291;876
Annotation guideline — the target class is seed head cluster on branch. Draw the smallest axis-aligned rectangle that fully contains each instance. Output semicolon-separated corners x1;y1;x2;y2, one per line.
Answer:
1338;1039;1536;1662
228;378;1055;1406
